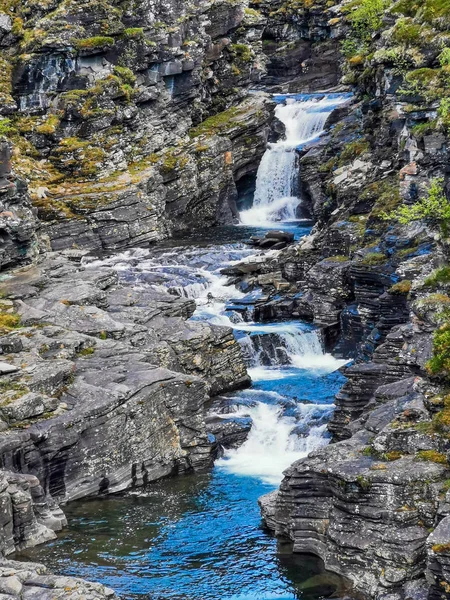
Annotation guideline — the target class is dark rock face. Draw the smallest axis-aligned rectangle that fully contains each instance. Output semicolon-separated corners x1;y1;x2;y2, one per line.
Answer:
0;142;37;270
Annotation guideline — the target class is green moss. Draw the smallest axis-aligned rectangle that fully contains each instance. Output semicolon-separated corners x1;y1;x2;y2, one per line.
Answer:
416;450;448;464
0;56;14;107
0;118;13;136
339;139;370;164
432;395;450;433
160;150;189;174
428;324;450;378
123;27;144;38
390;17;422;45
0;380;29;403
384;450;404;461
74;36;114;50
36;115;60;135
0;312;21;332
411;120;438;137
424;267;450;289
359;176;401;219
389;280;412;294
356;475;372;490
326;255;349;262
361;252;387;266
50;137;106;178
230;43;253;62
77;346;95;357
432;542;450;553
188;106;245;138
113;65;136;86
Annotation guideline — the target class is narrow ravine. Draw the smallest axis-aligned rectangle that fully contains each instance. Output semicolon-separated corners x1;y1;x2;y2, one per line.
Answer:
18;94;352;600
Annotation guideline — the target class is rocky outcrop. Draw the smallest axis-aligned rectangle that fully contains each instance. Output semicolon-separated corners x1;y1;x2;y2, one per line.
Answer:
0;253;249;506
0;559;117;599
0;141;37;270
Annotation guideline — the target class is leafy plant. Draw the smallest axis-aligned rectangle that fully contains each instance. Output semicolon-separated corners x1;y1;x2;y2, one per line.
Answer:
382;178;450;236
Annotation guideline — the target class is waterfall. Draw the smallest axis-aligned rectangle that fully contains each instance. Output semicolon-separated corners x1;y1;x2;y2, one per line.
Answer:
240;93;352;227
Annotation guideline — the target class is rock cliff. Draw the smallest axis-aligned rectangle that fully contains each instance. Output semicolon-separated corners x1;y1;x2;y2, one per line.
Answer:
2;0;450;597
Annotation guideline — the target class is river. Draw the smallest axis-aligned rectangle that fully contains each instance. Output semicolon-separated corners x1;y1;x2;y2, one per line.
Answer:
17;94;353;600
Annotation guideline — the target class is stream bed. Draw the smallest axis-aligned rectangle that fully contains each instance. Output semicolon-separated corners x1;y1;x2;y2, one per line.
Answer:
18;224;348;600
18;95;354;600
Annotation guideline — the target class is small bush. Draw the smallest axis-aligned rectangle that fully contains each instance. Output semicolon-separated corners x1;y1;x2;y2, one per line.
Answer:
382;178;450;237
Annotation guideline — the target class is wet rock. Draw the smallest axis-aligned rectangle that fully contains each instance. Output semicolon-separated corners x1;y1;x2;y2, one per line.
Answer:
0;254;250;505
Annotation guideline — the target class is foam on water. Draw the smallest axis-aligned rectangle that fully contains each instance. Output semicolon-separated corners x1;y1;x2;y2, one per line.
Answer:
216;403;330;485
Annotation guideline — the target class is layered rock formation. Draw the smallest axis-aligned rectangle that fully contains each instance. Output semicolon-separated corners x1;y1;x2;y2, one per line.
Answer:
1;0;450;597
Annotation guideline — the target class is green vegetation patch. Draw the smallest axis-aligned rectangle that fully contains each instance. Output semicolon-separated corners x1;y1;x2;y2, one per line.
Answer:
416;450;448;464
424;267;450;289
188;106;246;139
390;280;412;294
74;36;115;51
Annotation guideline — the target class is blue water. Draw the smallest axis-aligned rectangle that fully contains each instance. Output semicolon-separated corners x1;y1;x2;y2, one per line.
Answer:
18;225;350;599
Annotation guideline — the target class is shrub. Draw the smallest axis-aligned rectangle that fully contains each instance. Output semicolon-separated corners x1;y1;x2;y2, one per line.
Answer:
346;0;390;44
382;178;450;237
427;323;450;377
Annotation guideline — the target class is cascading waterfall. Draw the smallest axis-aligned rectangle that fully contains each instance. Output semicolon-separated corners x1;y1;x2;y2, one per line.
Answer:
240;93;352;227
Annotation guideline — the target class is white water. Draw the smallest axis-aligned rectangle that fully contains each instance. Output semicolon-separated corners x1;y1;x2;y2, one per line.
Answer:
216;402;330;485
240;94;350;227
84;231;347;486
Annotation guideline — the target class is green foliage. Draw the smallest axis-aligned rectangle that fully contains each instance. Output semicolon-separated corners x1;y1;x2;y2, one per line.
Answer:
77;346;95;357
424;267;450;289
347;0;390;43
382;178;450;236
427;323;450;377
356;474;372;490
113;66;136;86
123;27;144;38
391;17;421;45
50;137;106;178
188;106;245;138
0;312;21;332
0;118;13;136
411;120;437;137
36;115;60;135
438;97;450;130
440;48;450;67
230;43;253;62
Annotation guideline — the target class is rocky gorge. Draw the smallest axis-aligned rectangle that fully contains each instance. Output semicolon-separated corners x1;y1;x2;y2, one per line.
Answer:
1;0;450;598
